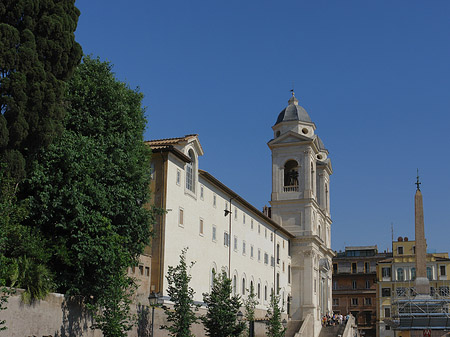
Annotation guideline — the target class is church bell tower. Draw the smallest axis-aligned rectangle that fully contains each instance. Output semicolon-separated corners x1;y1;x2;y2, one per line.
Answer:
268;92;334;337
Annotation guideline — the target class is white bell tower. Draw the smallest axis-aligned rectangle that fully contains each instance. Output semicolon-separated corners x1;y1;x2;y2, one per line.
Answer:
268;92;334;337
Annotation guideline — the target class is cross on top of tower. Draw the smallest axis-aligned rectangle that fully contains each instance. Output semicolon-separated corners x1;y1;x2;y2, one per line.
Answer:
416;169;421;191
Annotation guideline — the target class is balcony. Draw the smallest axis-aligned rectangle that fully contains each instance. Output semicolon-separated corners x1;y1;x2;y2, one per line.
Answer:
283;186;299;192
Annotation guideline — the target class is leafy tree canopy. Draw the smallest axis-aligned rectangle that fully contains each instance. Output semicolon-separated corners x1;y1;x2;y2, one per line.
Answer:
25;55;154;302
0;0;82;179
202;271;245;337
162;248;199;337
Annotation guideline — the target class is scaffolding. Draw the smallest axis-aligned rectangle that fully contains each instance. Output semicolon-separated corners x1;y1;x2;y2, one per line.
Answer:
386;281;450;330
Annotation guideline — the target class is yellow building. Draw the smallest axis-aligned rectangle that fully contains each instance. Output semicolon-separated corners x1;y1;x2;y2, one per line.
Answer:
376;237;450;337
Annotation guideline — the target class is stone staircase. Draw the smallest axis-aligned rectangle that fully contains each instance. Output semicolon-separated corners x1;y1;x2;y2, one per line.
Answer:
285;320;303;337
318;324;345;337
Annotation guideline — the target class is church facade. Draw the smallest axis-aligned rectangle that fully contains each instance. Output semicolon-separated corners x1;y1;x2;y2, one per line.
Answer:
145;93;333;337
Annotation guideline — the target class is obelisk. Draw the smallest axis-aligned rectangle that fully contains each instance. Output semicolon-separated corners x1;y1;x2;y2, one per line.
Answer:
414;173;429;295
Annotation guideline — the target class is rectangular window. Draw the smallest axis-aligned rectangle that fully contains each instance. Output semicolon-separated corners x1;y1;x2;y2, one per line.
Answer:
396;287;406;297
213;194;217;207
333;298;339;306
271;256;275;267
251;219;254;230
212;226;217;241
179;208;184;227
199;218;204;235
200;185;204;200
333;263;338;274
439;286;449;296
234;236;238;251
264;253;269;265
234;207;238;219
365;280;370;289
364;262;370;273
440;265;446;276
382;288;391;297
223;232;229;246
176;169;181;185
139;265;144;275
258;249;261;262
351;298;358;306
242;241;246;255
282;262;285;272
365;298;372;305
333;281;338;290
352;280;357;289
270;233;273;242
265;228;267;239
145;267;150;277
384;307;391;318
398;246;403;255
382;267;391;278
243;214;246;224
352;263;357;273
186;162;194;192
258;224;261;234
250;245;254;258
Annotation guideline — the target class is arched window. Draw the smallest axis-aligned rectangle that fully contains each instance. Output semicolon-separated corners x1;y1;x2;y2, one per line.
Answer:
233;275;237;294
284;160;299;188
257;283;261;299
264;285;268;301
186;150;195;192
397;268;404;281
211;268;215;286
250;280;254;294
427;267;433;281
318;225;322;239
242;278;246;295
411;268;416;281
288;265;291;283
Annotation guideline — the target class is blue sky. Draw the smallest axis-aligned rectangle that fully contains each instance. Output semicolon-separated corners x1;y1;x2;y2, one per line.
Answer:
75;0;450;254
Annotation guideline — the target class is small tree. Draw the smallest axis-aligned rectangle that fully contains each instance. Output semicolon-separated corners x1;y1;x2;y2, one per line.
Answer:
266;291;286;337
243;283;258;336
202;271;245;337
162;248;198;337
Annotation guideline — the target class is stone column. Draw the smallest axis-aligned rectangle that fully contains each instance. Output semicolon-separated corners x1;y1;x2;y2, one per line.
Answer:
414;188;429;295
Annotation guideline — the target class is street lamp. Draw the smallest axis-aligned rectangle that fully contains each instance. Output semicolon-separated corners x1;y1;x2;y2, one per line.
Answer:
282;318;288;328
149;292;160;337
237;310;244;322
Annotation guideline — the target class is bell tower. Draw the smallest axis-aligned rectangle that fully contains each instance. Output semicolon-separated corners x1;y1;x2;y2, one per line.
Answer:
268;92;334;337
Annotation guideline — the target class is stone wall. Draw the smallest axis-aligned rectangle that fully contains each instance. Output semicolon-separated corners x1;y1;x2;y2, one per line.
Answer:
1;291;273;337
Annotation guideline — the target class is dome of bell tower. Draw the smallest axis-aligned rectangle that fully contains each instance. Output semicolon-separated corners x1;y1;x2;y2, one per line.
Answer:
275;92;312;125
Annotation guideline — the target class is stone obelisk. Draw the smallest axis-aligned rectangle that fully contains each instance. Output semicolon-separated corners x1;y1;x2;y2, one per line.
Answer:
414;173;429;295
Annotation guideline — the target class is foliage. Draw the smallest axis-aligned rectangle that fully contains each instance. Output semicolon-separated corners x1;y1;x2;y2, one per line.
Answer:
266;291;286;337
161;248;199;337
202;271;245;337
0;170;53;303
243;282;258;336
23;56;155;335
0;0;82;179
87;269;137;337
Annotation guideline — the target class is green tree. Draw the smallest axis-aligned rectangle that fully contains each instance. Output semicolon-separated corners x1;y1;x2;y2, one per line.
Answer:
162;248;198;337
266;291;286;337
243;282;258;336
0;0;82;179
0;170;53;303
202;271;245;337
24;56;155;335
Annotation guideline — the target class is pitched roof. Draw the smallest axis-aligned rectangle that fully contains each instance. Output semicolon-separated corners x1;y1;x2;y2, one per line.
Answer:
145;134;198;147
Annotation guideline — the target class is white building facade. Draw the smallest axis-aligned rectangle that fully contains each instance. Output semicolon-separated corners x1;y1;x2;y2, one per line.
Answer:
146;93;333;337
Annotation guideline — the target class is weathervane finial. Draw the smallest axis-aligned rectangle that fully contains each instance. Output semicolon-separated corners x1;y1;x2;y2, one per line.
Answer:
415;169;421;191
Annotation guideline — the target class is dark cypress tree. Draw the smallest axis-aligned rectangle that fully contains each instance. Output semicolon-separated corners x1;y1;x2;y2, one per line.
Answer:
0;0;82;179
